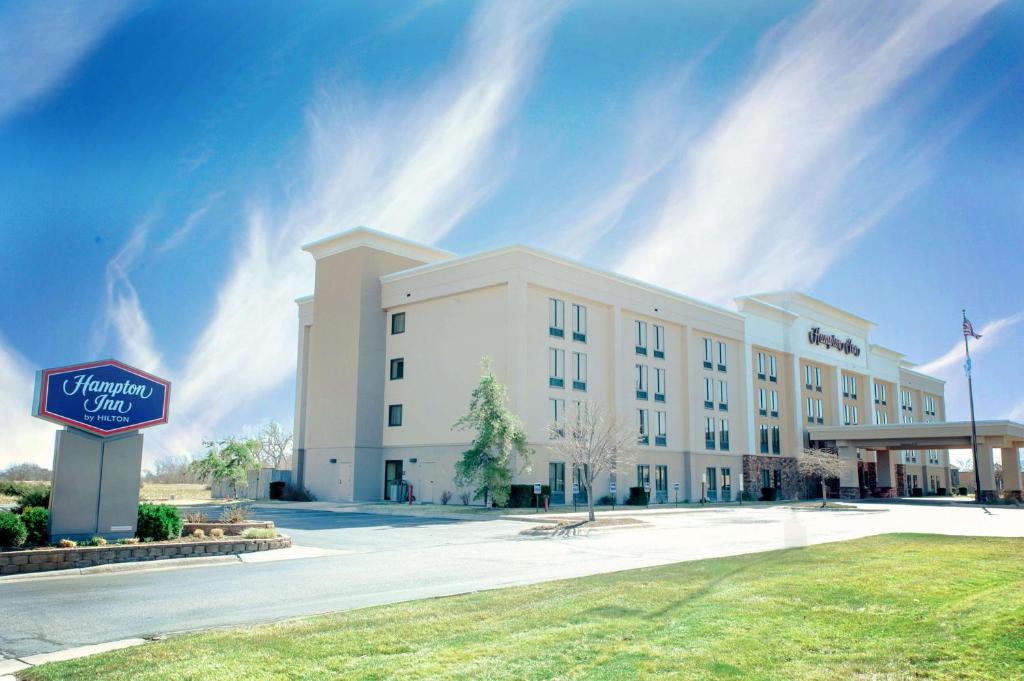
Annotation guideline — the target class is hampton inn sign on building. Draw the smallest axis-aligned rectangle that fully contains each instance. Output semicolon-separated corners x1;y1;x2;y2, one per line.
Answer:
288;227;1020;505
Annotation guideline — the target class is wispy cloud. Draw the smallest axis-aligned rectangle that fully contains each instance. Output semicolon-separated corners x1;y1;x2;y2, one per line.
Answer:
0;1;132;125
133;1;565;457
157;192;224;253
0;336;57;467
915;313;1024;376
610;0;1001;303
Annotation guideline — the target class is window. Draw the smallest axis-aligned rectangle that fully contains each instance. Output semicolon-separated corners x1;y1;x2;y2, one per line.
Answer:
924;395;937;416
389;358;404;380
548;462;565;494
806;397;814;423
815;398;824;423
549;348;564;387
842;375;850;397
704;378;714;409
720;419;730;451
875;409;888;425
656;465;668;494
850;376;858;399
759;424;769;453
388;404;403;427
717;341;727;371
549;398;565;437
635;320;648;355
637;465;651;490
768;355;777;382
843;404;851;426
771;426;780;454
572;303;586;342
635;364;648;400
573;352;587;391
637;409;649;445
770;390;778;418
718;380;728;411
391;312;406;335
653;325;665;358
702;338;713;368
705;417;716;449
655;411;667;446
549;298;564;337
814;367;822;390
654;368;665;402
759;388;767;416
756;352;766;379
874;382;887;405
805;365;812;389
851;405;859;425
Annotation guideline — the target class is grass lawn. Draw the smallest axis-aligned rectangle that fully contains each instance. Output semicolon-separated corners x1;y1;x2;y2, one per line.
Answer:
23;534;1023;680
138;483;212;503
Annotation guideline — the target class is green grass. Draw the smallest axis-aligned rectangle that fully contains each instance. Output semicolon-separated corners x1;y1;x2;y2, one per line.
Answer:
24;535;1023;680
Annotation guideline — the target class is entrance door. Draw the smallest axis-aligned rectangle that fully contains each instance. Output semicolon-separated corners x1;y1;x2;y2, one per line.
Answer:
721;467;732;502
655;465;668;503
772;470;782;499
574;465;589;503
548;462;565;504
384;460;403;501
706;467;717;502
419;462;436;504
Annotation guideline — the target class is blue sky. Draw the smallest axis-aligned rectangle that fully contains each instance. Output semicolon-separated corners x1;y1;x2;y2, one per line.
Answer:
2;0;1022;469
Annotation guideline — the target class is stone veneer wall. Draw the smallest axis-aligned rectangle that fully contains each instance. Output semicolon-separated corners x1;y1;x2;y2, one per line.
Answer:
742;455;801;500
895;464;907;496
0;535;290;577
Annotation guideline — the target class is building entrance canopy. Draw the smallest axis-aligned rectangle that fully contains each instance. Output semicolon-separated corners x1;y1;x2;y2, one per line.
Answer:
809;420;1024;501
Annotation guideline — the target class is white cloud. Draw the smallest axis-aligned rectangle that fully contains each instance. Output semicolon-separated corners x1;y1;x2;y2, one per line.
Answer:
0;337;57;468
612;0;1001;303
157;192;224;253
133;1;565;458
0;1;132;125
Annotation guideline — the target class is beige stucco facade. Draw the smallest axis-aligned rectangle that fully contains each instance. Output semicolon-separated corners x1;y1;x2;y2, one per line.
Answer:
292;227;962;504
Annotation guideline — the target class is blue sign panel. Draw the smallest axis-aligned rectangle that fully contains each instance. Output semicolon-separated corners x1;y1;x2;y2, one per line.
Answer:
33;359;170;437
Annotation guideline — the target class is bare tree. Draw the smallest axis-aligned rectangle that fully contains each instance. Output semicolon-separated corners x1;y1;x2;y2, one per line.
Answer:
547;401;639;522
144;455;199;483
256;422;293;469
796;448;846;507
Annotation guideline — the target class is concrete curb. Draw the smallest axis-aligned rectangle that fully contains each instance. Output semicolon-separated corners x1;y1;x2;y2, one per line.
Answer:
0;638;147;676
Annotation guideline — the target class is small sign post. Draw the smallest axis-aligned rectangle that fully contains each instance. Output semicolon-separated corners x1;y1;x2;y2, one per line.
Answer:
572;481;579;513
609;480;617;511
533;483;542;513
673;481;680;507
701;472;708;505
643;482;651;508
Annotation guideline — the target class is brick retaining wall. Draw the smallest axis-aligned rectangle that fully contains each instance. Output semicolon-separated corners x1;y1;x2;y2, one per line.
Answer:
0;535;290;577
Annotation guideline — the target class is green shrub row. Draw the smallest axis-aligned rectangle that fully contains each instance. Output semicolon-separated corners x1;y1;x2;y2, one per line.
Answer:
506;484;551;508
137;503;183;541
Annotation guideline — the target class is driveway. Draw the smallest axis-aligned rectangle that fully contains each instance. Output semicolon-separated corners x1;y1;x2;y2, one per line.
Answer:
1;502;1020;662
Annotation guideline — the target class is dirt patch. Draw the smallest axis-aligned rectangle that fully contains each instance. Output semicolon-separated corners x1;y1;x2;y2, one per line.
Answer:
520;516;646;537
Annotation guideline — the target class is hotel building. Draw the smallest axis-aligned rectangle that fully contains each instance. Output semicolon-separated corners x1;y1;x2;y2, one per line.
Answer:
291;227;959;504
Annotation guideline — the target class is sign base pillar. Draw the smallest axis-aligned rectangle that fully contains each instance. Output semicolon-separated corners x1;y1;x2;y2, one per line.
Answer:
49;428;143;543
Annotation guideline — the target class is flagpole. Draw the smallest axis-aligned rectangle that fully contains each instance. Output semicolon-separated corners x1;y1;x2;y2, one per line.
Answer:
963;309;982;503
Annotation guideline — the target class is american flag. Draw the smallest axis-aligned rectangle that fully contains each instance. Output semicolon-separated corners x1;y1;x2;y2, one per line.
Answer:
963;318;982;340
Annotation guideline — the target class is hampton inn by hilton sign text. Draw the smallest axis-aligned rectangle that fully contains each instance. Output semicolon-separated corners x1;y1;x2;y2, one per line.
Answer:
807;327;861;356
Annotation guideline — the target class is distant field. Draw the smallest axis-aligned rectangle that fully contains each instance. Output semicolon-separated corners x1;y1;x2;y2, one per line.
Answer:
0;480;48;505
139;483;211;502
22;534;1024;680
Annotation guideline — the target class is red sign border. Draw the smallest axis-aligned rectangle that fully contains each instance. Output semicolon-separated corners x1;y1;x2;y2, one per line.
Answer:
36;359;171;437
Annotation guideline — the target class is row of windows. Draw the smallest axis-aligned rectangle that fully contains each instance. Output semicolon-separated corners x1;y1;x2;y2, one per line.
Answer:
872;382;888;405
635;365;666;402
924;395;937;416
805;397;825;424
755;352;778;382
900;389;913;410
635;321;666;358
841;375;859;399
704;417;730;450
548;348;588;390
758;424;781;454
875;409;889;425
756;388;779;418
636;409;668;446
549;299;588;342
702;338;728;372
843;403;860;426
703;378;728;411
803;365;823;391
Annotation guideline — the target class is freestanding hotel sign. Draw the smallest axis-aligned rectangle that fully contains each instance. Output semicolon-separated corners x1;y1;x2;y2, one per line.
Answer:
33;360;170;436
32;360;171;542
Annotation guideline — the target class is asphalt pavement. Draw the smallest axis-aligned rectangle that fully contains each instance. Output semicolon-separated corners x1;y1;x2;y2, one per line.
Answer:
1;502;1021;662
